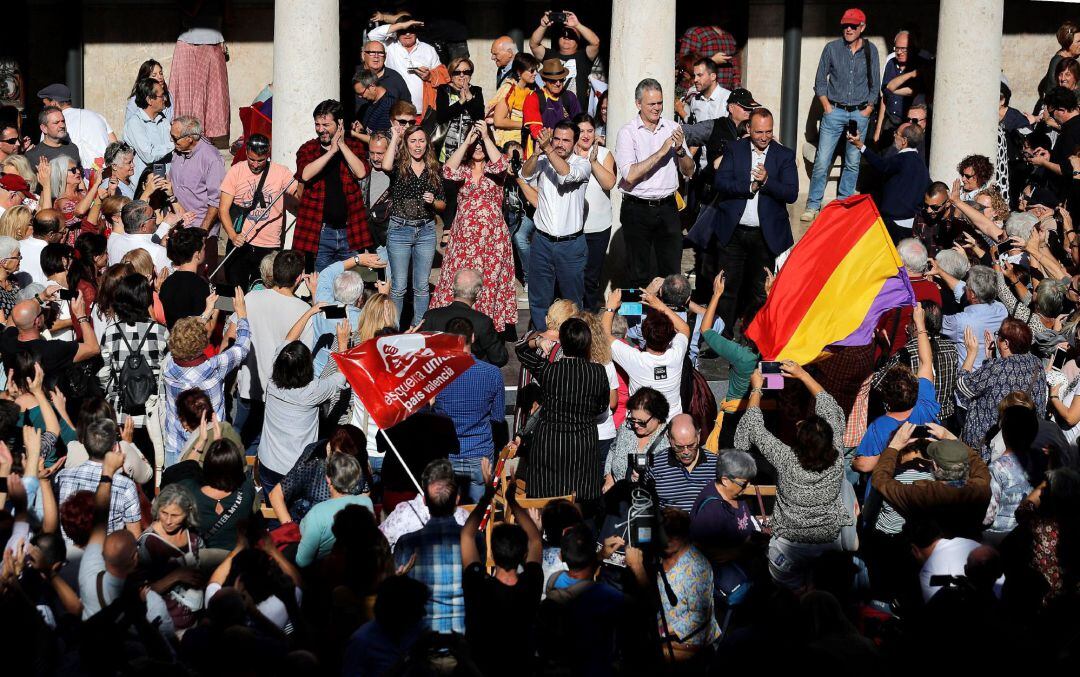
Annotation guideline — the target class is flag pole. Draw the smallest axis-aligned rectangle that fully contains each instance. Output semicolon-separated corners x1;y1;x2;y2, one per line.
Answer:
378;428;424;494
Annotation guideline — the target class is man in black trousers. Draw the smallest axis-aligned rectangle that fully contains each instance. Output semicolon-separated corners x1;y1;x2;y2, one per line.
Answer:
688;108;798;336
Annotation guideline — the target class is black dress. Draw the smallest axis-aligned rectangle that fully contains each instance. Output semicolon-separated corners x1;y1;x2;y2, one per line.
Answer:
516;343;609;500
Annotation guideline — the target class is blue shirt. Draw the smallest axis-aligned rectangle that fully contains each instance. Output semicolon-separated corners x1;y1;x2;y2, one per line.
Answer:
433;360;504;460
310;258;362;375
394;515;464;634
295;494;373;567
941;299;1008;370
813;38;881;107
855;377;941;459
122;107;174;182
645;450;717;512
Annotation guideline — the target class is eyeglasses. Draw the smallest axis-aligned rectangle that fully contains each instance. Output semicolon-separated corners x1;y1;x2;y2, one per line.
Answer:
906;117;925;124
363;50;386;57
894;46;910;53
545;78;566;85
393;118;413;125
626;414;654;429
723;476;750;490
961;172;977;180
842;23;861;30
452;69;474;76
2;254;22;261
669;441;699;452
0;137;17;144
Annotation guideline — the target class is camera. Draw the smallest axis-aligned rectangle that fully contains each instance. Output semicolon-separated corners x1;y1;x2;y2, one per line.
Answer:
550;11;567;23
509;153;522;174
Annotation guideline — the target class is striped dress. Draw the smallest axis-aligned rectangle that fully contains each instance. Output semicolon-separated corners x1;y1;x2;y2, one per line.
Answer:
516;343;609;501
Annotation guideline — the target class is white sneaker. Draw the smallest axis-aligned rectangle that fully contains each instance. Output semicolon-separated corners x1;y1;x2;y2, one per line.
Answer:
800;209;819;223
518;283;529;302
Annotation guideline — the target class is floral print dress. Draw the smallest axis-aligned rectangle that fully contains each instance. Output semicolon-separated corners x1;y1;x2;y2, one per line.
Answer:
431;155;517;328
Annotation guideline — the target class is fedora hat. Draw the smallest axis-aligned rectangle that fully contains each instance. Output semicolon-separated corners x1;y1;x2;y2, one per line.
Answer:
540;58;569;80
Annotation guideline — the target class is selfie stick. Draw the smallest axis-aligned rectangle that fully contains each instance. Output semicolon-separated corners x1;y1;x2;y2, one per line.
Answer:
208;177;297;281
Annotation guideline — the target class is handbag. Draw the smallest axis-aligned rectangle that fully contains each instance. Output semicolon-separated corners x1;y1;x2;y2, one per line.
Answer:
269;521;302;551
229;163;271;234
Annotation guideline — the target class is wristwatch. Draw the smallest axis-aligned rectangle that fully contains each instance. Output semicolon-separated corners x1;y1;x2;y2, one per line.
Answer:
603;307;618;313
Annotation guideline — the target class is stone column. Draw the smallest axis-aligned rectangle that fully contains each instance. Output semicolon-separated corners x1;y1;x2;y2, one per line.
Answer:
929;0;1004;181
605;0;677;285
272;0;339;246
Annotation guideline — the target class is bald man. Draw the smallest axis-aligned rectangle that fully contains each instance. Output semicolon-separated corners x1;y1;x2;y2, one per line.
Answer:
644;413;716;511
0;295;99;391
358;40;411;112
422;269;508;367
490;36;518;88
77;445;172;628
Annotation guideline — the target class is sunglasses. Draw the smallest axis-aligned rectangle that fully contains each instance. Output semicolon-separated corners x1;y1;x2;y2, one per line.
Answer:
68;166;81;175
394;118;413;125
723;476;750;490
626;415;654;429
545;78;566;85
906;117;925;124
452;69;474;76
842;23;861;30
0;137;17;144
170;133;195;143
961;172;977;180
923;202;946;212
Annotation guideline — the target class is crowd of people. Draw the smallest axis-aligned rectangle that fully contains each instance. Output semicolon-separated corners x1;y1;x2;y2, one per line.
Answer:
1;4;1080;676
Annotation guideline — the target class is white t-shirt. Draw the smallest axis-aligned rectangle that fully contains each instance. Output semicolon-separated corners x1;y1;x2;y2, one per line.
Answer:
42;281;73;341
62;107;113;167
106;232;171;274
1060;376;1080;446
582;145;613;234
19;236;48;286
230;289;313;401
609;333;688;420
920;537;980;602
596;361;619;440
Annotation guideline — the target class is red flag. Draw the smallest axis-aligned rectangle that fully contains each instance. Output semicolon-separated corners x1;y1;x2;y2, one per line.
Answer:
331;332;476;429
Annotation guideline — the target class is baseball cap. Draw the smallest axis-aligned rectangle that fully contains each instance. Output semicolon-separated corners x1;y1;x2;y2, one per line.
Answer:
840;8;866;25
728;88;761;110
926;439;968;468
0;174;33;197
37;83;73;103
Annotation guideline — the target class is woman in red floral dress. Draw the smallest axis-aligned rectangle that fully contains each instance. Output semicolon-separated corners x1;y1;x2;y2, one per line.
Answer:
431;120;517;329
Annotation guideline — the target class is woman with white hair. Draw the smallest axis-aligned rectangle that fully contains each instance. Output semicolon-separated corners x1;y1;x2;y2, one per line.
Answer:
689;449;759;552
42;156;85;239
137;482;203;629
309;251;386;374
0;235;23;315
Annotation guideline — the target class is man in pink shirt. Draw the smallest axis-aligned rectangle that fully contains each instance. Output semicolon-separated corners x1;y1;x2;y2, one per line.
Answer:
614;78;695;287
218;134;299;289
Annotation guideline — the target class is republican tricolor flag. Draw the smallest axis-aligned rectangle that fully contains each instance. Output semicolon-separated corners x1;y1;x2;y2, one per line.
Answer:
746;195;915;364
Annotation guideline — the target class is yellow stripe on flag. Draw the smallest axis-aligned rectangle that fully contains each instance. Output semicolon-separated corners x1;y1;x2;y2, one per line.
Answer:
776;218;901;363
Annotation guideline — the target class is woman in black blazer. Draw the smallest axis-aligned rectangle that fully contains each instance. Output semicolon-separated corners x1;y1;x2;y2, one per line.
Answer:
516;317;610;502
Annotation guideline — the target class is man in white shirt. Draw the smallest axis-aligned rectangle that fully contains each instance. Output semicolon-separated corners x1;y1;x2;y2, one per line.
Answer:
226;250;314;454
602;288;692;418
106;201;173;274
37;83;117;167
519;122;592;330
914;527;981;602
20;209;66;286
678;59;730;125
615;78;695;288
368;16;442;112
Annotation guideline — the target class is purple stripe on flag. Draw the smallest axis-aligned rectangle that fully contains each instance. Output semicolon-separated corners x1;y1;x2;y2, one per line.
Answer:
831;268;916;348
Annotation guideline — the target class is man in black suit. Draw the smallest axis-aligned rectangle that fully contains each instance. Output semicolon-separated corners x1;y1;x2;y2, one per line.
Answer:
848;123;930;243
422;269;509;367
689;107;798;335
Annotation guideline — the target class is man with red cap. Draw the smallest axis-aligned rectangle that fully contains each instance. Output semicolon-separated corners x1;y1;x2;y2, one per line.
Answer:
0;174;33;216
802;7;880;223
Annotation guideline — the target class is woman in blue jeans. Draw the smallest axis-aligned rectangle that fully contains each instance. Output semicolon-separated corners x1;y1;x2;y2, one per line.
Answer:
381;125;446;324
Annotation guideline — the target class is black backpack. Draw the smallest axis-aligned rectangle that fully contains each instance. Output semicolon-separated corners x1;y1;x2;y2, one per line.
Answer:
117;328;155;413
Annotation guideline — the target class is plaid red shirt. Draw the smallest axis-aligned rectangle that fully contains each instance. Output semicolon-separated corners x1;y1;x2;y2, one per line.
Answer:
679;25;741;90
293;137;373;254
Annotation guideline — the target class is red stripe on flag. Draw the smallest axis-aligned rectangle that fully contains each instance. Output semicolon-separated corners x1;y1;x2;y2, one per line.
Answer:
746;195;883;358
